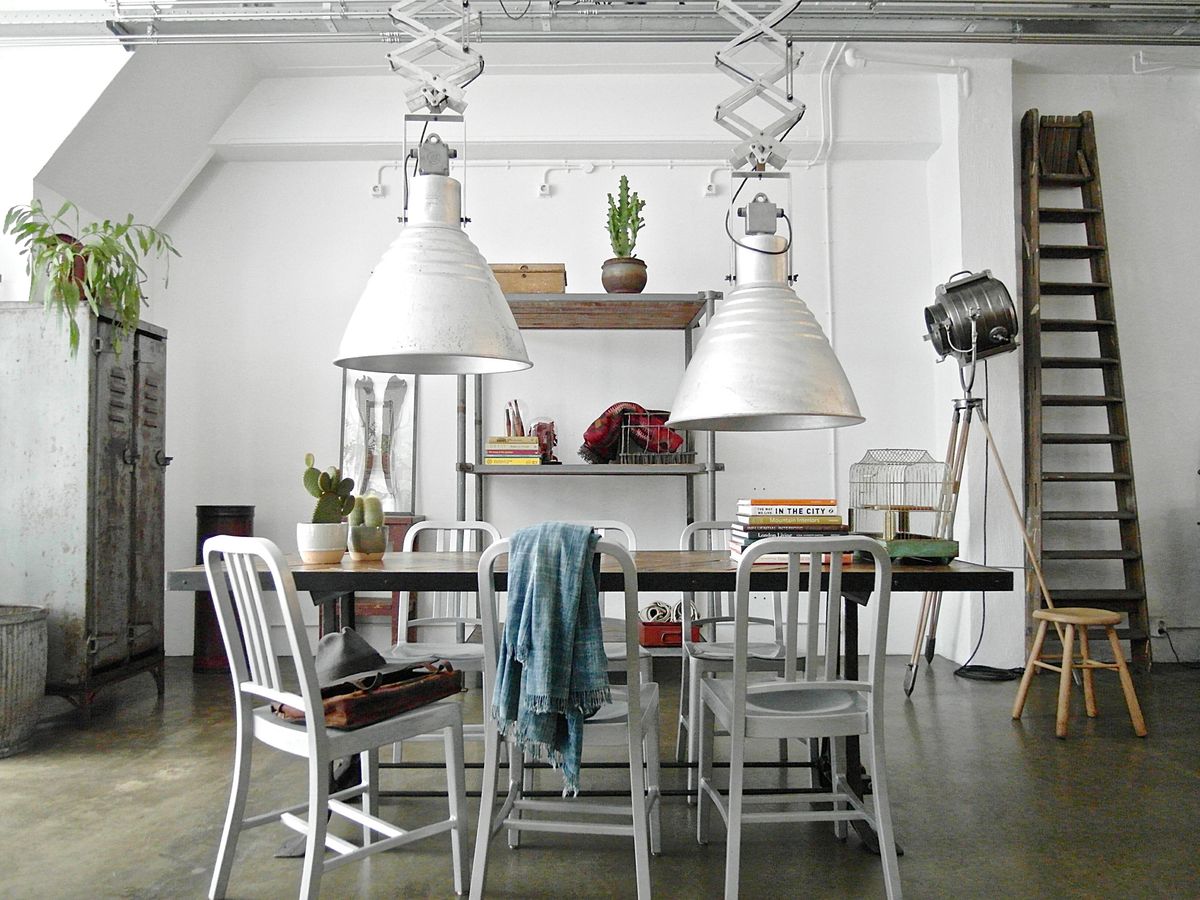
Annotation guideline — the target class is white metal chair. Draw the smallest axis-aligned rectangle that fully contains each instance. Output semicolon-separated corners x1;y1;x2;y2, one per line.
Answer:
202;536;469;900
675;521;794;795
697;535;901;900
470;538;662;900
387;520;502;669
562;520;652;682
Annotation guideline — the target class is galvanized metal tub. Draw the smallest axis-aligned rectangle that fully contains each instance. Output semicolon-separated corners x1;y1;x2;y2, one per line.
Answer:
0;605;48;758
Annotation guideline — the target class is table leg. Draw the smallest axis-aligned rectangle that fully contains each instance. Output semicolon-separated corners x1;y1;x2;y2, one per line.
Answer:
841;591;902;858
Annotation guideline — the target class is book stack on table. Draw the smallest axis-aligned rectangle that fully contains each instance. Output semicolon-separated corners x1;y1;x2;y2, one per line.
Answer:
730;498;850;564
485;435;541;465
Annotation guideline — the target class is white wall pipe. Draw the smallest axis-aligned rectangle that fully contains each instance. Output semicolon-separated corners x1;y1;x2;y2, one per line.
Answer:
843;46;971;98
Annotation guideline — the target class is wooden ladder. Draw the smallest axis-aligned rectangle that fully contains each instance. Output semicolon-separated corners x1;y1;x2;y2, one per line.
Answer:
1020;109;1150;670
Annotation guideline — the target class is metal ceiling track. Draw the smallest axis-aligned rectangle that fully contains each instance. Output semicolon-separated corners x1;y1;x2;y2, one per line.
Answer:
1;2;1199;47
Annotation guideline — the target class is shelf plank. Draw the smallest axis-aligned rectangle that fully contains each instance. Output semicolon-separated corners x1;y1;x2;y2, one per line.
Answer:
460;462;722;476
505;293;709;330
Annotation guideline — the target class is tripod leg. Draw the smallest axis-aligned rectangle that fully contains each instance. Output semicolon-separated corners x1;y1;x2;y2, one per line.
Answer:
925;592;944;663
904;590;936;696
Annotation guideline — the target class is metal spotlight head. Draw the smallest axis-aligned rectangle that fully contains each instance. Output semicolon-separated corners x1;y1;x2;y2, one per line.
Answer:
923;270;1018;365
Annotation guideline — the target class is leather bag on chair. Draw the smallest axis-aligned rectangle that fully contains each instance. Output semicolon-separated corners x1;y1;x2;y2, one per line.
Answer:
273;628;463;729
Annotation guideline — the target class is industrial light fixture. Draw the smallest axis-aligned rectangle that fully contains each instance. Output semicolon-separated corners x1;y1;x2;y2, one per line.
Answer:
334;0;531;375
668;4;861;432
667;188;862;431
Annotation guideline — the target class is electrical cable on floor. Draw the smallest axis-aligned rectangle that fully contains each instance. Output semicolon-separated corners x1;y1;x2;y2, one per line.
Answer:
1161;627;1200;669
955;361;1024;683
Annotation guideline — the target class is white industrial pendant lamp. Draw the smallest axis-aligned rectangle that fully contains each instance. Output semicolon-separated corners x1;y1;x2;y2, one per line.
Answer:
335;135;531;375
334;0;530;375
668;5;862;432
667;192;862;431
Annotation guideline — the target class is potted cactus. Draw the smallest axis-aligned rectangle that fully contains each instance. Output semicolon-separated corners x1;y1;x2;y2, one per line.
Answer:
601;174;647;293
297;453;355;564
348;495;387;561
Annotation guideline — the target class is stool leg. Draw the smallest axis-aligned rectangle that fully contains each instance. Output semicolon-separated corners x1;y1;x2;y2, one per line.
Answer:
1105;626;1148;737
1078;627;1098;718
1055;624;1076;738
1012;619;1049;720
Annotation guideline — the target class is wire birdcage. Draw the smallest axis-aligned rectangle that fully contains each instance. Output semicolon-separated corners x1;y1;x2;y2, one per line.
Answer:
848;449;947;541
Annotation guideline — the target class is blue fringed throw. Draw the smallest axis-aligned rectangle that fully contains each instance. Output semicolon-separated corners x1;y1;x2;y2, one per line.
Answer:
491;522;610;796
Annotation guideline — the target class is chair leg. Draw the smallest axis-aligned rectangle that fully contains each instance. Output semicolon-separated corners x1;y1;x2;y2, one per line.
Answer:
1012;620;1050;720
645;711;663;857
299;755;330;900
1105;626;1149;737
627;711;653;900
444;720;469;896
469;725;502;900
675;652;690;763
830;735;847;841
208;716;253;900
1055;623;1076;738
509;749;528;849
724;724;746;900
361;749;379;847
1078;627;1098;718
697;695;713;845
868;717;903;900
687;659;703;800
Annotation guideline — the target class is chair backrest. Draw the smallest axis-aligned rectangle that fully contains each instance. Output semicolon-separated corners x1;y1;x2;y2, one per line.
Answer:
679;520;782;646
478;537;644;718
679;520;735;626
202;535;327;746
399;520;501;642
733;536;891;711
562;520;637;551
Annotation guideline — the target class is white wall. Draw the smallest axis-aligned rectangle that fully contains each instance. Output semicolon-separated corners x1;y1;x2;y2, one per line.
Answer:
0;45;127;303
8;40;1197;662
156;58;947;655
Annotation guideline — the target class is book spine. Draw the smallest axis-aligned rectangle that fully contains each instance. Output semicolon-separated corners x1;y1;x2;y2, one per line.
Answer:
736;515;843;526
486;436;540;445
733;529;849;541
485;448;542;455
736;505;838;517
738;498;837;506
483;458;542;466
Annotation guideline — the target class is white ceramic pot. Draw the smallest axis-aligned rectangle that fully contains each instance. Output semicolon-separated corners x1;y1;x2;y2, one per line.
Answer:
296;522;348;564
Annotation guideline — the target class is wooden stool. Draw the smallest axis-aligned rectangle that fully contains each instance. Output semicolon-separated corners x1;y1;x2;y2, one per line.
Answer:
1012;607;1147;738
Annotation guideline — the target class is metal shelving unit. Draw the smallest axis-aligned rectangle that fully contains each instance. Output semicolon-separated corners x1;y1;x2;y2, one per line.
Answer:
455;291;724;523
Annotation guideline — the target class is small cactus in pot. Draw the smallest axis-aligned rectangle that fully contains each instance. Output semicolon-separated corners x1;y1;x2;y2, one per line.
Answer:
297;453;355;564
348;495;388;561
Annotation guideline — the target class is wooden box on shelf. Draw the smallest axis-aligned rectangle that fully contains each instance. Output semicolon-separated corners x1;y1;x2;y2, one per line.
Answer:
490;263;567;293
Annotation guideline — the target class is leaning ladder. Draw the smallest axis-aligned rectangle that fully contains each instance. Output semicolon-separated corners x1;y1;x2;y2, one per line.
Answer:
1019;109;1151;669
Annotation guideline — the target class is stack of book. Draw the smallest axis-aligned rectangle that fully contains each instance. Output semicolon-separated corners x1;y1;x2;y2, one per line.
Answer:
484;435;541;465
730;498;849;563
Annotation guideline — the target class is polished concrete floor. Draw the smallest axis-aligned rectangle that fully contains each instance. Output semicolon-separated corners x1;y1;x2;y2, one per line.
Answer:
1;655;1197;899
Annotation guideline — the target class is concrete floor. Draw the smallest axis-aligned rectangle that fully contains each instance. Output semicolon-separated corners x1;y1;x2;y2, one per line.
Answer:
1;655;1197;899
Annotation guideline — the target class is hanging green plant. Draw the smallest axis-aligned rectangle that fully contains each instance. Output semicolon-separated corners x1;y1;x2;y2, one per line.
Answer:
3;199;179;356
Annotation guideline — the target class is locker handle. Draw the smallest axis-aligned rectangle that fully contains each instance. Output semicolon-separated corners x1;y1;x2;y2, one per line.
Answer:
155;450;174;467
122;446;139;465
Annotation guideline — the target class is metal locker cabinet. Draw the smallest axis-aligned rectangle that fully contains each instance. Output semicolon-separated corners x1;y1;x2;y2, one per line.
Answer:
0;303;167;713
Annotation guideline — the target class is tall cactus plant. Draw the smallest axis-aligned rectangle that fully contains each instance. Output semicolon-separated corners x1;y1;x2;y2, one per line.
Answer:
606;175;646;259
302;453;355;524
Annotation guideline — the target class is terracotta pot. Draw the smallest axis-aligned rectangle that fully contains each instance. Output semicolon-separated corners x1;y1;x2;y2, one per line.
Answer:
296;523;348;564
601;257;647;294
